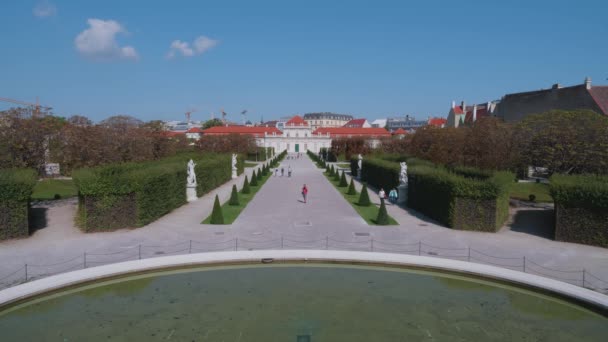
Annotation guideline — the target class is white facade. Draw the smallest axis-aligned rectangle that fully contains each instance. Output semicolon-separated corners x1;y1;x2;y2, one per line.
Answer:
256;120;331;153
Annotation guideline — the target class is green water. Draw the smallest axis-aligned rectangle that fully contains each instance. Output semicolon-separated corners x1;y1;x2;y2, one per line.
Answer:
0;264;606;341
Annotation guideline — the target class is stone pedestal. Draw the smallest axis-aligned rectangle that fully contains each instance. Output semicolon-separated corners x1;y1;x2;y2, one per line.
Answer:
187;185;197;202
357;169;362;180
398;184;408;205
232;169;237;179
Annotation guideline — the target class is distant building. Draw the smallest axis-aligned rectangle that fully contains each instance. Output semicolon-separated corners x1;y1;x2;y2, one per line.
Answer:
447;101;499;128
386;116;426;132
392;128;408;139
370;118;387;128
427;117;447;128
343;119;371;128
303;112;354;130
185;127;204;140
496;77;608;122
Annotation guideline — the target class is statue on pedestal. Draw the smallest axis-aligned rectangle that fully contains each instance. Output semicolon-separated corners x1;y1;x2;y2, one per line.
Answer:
357;154;363;180
231;154;238;179
399;162;408;185
398;161;408;204
187;159;197;186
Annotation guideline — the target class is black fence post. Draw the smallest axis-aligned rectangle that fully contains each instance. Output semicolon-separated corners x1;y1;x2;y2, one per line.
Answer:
467;247;471;262
235;238;239;251
583;269;586;288
370;238;374;252
325;236;329;250
523;256;526;272
188;240;192;254
281;236;284;249
84;252;87;268
138;245;141;260
418;241;421;256
24;264;28;282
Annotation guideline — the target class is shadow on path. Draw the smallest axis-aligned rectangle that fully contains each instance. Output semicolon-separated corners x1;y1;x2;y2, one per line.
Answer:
29;207;48;234
508;208;555;239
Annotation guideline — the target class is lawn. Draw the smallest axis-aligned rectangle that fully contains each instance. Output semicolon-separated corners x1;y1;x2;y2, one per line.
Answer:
509;182;552;203
202;170;271;224
32;179;78;200
335;163;351;169
244;162;258;168
324;171;398;225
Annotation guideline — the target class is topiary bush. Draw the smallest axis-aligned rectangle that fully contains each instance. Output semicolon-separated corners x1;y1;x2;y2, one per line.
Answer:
229;184;240;206
339;171;348;187
551;174;608;247
361;158;400;193
358;184;371;206
257;167;263;181
347;178;357;195
241;176;251;194
0;169;37;240
333;169;341;181
376;198;389;225
210;194;224;224
250;170;259;186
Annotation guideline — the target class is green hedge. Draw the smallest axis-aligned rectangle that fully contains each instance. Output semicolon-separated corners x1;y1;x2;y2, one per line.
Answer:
550;174;608;247
0;169;37;240
246;147;274;161
361;158;401;191
74;153;242;232
408;165;512;232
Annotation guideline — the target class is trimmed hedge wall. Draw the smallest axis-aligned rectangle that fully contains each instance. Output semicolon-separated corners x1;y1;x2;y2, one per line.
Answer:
551;174;608;247
74;153;243;232
0;169;37;240
408;165;513;232
246;147;274;161
362;158;401;191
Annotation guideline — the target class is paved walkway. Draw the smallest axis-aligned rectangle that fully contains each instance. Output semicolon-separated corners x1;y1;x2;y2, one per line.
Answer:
1;155;608;293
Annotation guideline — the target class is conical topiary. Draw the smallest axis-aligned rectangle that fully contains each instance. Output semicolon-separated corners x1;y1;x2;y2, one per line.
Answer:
229;185;239;206
326;165;330;174
339;171;348;187
333;169;341;181
257;167;263;181
210;195;224;224
250;170;258;186
330;165;336;176
376;198;389;225
358;184;371;206
242;176;251;194
347;179;357;195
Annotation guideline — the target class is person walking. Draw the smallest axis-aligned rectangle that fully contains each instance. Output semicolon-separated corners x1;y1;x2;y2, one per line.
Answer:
281;167;284;177
302;184;308;203
379;188;386;202
389;188;398;204
288;165;292;177
274;168;278;176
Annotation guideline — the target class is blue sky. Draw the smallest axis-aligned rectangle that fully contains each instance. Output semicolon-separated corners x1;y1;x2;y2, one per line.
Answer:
0;0;607;123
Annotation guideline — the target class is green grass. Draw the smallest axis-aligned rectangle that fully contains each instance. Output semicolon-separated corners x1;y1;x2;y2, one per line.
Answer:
323;171;398;225
244;162;258;168
202;171;271;224
335;163;351;169
32;179;78;200
509;182;552;203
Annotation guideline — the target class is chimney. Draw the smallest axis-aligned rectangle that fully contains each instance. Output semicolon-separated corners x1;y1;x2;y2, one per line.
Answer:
473;105;477;122
585;77;592;89
461;101;466;111
552;83;561;89
451;101;456;109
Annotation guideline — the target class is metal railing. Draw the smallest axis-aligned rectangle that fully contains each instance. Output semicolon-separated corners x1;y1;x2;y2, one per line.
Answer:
1;235;607;294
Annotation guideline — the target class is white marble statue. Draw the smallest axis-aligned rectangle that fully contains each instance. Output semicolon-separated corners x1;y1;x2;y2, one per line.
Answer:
357;154;363;170
231;154;238;171
399;162;408;185
187;159;197;186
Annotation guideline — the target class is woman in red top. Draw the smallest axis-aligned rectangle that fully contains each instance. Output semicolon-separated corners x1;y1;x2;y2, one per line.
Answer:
302;184;308;203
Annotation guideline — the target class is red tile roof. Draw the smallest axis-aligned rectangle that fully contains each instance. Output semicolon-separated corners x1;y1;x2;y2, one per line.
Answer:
392;128;408;135
343;119;368;128
428;118;447;127
588;87;608;115
312;127;390;137
202;125;282;137
285;115;308;126
186;127;204;133
464;107;489;124
453;106;464;114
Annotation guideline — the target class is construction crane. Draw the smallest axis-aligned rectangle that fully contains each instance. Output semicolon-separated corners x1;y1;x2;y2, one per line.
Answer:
241;110;247;125
185;109;197;124
0;96;52;117
220;108;227;123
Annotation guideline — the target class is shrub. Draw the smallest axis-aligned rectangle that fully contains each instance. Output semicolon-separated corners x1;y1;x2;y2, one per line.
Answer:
0;169;37;240
250;170;258;186
257;167;263;181
408;165;513;231
73;153;237;231
550;174;608;247
528;194;536;202
376;198;389;225
347;178;357;195
229;185;239;206
242;176;251;194
339;171;348;187
358;184;371;206
361;158;400;192
210;194;224;224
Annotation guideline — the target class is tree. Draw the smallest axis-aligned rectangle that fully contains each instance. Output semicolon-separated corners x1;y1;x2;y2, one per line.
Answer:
195;134;257;154
229;185;240;206
333;169;341;181
242;176;251;194
99;115;143;131
257;167;263;181
376;198;389;225
409;126;467;166
250;170;258;186
462;117;515;170
347;178;357;195
67;115;93;127
358;184;371;206
210;195;224;224
514;110;608;175
339;170;348;186
202;118;224;129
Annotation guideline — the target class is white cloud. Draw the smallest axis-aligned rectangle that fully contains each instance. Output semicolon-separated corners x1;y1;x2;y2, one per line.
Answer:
167;35;218;59
74;19;139;61
33;0;57;18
